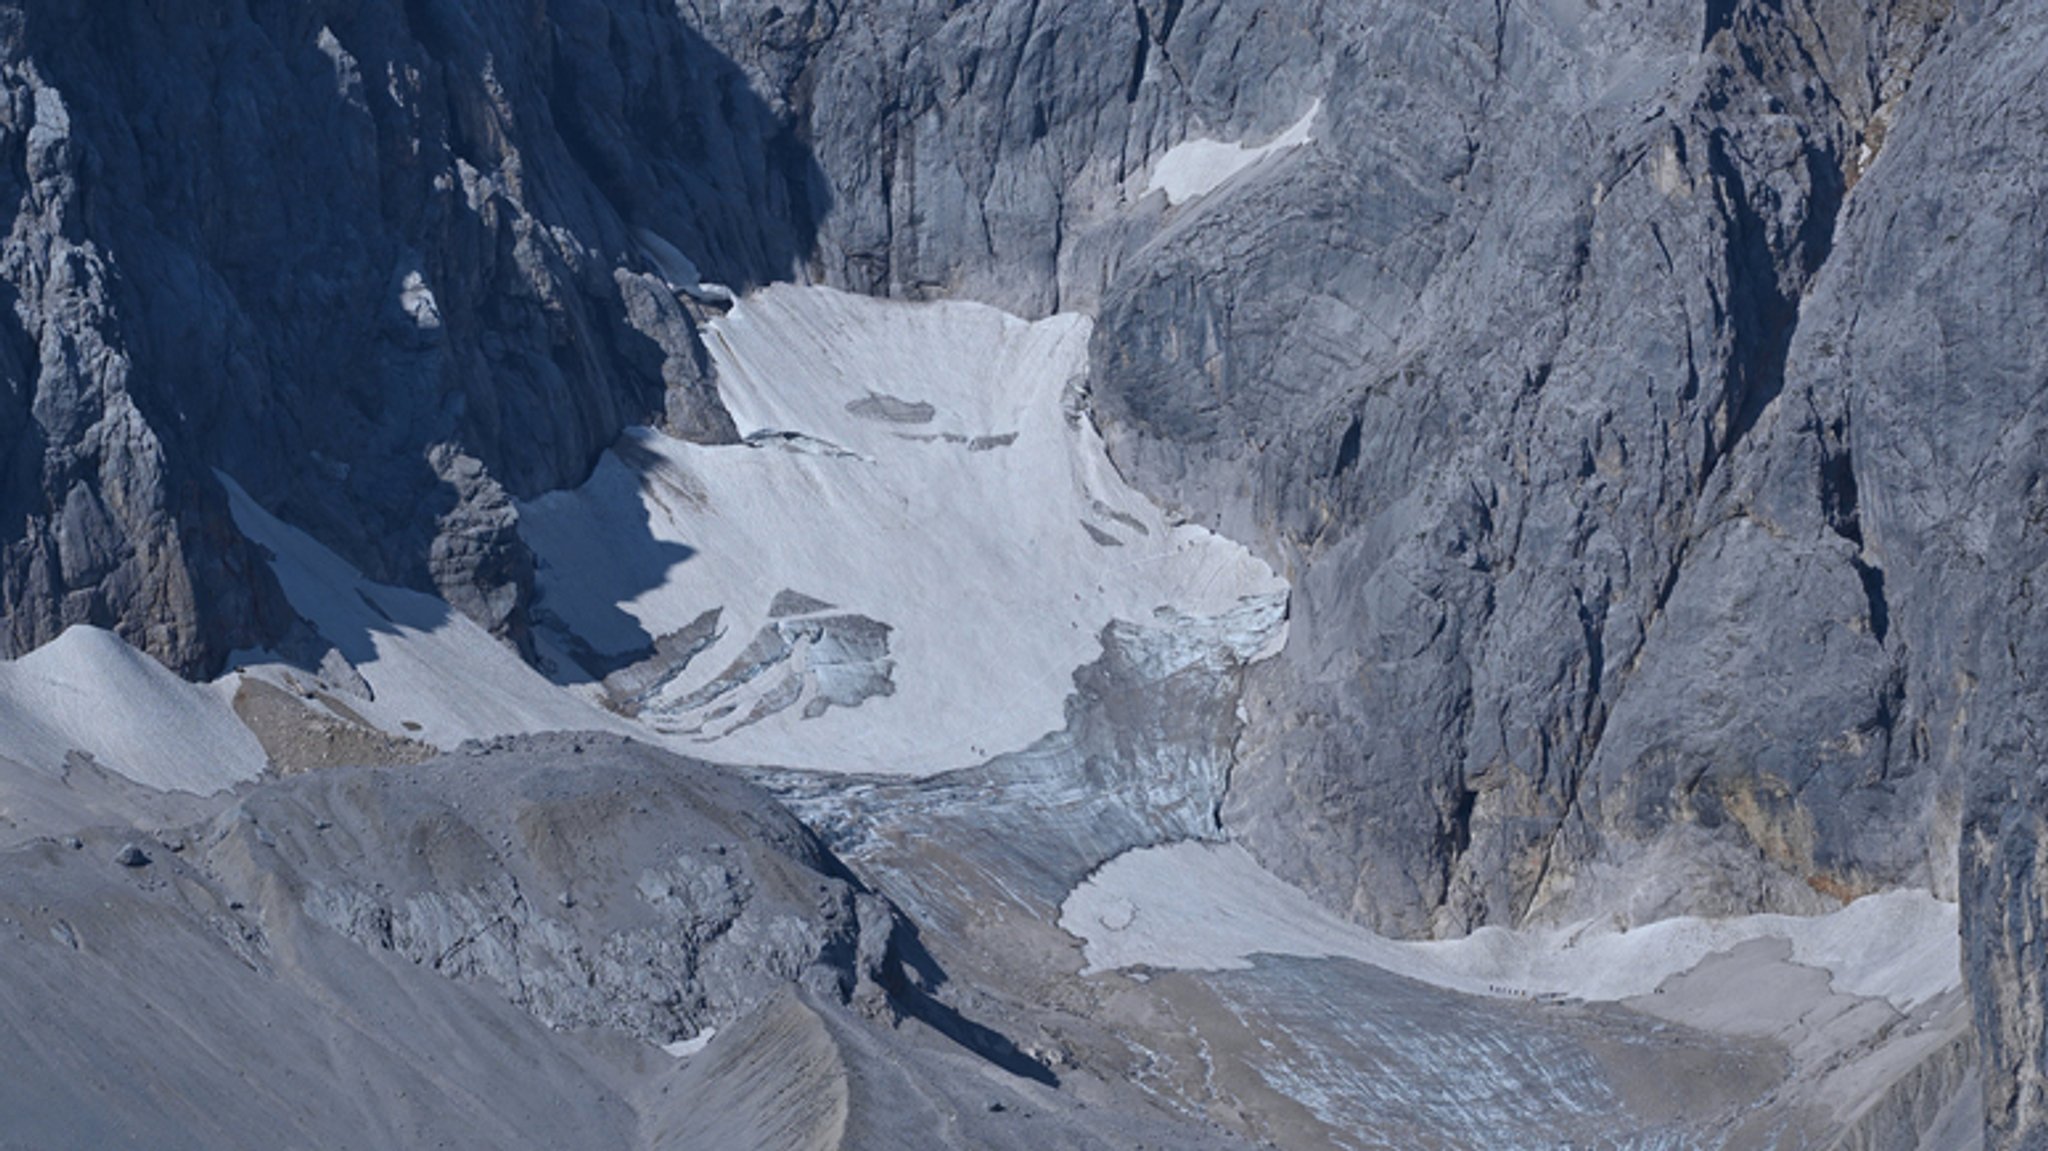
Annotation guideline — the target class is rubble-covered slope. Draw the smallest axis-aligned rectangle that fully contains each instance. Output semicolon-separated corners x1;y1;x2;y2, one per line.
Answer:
0;734;1256;1151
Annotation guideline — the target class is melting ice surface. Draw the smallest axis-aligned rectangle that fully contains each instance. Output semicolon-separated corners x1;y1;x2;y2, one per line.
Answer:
1144;100;1320;205
521;285;1287;776
197;286;1282;778
1062;842;1960;1011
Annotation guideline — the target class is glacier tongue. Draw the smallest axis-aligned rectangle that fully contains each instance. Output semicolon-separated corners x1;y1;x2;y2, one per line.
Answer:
521;285;1288;775
1062;841;1961;1012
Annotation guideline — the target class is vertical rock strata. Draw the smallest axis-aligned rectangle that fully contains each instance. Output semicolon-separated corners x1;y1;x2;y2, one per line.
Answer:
1795;8;2048;1144
0;0;800;672
1088;0;1961;941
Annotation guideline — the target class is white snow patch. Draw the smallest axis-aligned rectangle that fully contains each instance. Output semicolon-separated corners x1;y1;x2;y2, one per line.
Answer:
634;227;734;304
1144;100;1320;206
220;474;636;751
660;1028;716;1058
0;626;268;793
1061;842;1960;1012
521;284;1288;775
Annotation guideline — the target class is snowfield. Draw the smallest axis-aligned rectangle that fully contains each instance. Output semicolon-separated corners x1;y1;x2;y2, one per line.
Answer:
0;625;267;794
521;285;1287;775
193;285;1283;779
1061;841;1960;1012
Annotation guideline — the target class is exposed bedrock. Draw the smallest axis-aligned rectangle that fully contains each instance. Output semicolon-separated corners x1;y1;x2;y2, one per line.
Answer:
206;735;902;1046
0;0;2000;933
0;0;793;673
0;0;1295;675
1078;2;2038;1141
681;0;1333;316
677;0;1983;947
0;734;1261;1150
1796;7;2048;1146
1090;0;1962;940
0;0;1306;673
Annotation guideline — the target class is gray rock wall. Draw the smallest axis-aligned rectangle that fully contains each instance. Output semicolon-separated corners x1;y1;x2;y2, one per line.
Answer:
681;0;1338;316
1789;4;2048;1144
1064;2;2042;1142
1086;0;1955;940
675;0;1974;946
0;0;800;673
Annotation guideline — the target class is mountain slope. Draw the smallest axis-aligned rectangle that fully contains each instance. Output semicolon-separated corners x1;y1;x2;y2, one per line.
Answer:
0;0;2039;1145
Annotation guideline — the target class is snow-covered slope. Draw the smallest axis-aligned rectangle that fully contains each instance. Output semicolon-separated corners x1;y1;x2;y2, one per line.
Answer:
220;476;636;750
0;626;267;793
1061;842;1959;1011
521;285;1287;775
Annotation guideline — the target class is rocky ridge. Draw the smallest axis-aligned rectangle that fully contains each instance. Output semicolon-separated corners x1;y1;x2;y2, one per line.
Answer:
0;733;1263;1150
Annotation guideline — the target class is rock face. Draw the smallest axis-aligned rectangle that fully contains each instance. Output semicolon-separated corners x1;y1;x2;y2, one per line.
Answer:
1790;8;2048;1145
687;0;1335;318
698;1;2039;1141
1086;0;1957;940
654;0;1971;939
0;0;795;673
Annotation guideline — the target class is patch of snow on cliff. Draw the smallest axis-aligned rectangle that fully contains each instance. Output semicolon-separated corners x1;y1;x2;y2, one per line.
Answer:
220;475;635;750
521;284;1287;775
1061;842;1959;1012
661;1028;716;1058
1145;100;1320;206
0;626;268;793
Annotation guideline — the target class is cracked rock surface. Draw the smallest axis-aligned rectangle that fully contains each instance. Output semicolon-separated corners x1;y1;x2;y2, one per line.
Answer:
0;733;1268;1150
209;733;895;1046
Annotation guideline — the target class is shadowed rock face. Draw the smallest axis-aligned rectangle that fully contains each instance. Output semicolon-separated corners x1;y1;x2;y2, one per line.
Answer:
0;0;804;673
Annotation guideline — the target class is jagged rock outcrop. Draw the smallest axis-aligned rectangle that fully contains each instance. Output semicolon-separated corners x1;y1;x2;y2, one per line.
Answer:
689;0;1334;318
665;0;1969;941
0;0;798;673
699;2;2040;1137
1081;0;1954;942
0;0;1998;933
208;734;901;1044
